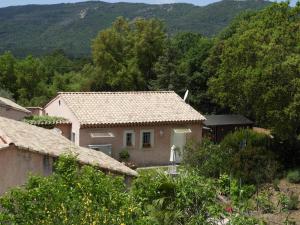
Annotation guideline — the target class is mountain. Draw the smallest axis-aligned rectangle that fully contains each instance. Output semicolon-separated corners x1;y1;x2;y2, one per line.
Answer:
0;0;272;57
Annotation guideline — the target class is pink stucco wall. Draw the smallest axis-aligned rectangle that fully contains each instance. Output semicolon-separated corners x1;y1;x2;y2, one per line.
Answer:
80;123;202;166
54;123;72;140
0;106;30;121
44;97;80;145
0;146;54;195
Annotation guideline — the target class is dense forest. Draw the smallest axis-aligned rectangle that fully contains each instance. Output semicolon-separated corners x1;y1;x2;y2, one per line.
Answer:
0;0;271;56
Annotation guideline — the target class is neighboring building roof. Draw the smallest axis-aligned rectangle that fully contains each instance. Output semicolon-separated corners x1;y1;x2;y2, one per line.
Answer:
203;115;253;126
47;91;205;126
253;127;274;138
24;116;71;126
0;116;137;177
0;97;31;114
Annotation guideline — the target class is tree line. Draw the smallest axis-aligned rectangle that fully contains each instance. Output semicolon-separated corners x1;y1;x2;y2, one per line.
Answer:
1;2;300;145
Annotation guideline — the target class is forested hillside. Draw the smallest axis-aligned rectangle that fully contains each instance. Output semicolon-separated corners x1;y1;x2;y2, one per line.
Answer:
0;0;271;57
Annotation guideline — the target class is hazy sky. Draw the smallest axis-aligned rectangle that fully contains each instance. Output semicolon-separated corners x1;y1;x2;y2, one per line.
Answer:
0;0;297;8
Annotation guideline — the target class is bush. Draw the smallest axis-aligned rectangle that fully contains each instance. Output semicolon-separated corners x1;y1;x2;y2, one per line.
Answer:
183;139;230;178
287;193;299;210
184;130;280;185
221;129;269;154
132;169;223;224
287;169;300;184
230;178;256;210
231;147;280;184
119;149;130;161
257;190;274;213
221;129;280;184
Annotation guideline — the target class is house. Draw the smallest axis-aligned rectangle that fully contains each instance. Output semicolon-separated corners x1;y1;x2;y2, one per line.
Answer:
203;115;254;143
0;97;31;120
26;106;44;116
0;116;137;195
44;91;205;166
25;116;72;140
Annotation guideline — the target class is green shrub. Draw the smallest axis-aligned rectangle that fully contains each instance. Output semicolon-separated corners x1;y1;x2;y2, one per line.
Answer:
119;149;130;161
278;192;298;211
132;169;223;224
287;169;300;183
257;190;274;213
183;139;230;178
231;146;280;184
273;178;280;191
230;178;256;210
287;193;299;210
218;174;231;196
221;129;269;154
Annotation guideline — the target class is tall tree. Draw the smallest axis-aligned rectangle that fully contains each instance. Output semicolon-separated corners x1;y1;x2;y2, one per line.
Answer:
151;32;213;112
0;52;17;95
206;2;300;139
92;17;166;91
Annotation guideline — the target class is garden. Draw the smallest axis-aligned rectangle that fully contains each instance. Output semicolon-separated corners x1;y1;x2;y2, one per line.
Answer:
0;129;299;224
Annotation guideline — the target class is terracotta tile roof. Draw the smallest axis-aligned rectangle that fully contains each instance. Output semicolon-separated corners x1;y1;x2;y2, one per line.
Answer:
0;97;31;114
56;91;205;126
0;116;137;177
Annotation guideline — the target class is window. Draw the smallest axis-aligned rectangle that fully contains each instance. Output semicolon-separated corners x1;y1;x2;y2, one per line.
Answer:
88;144;112;156
43;155;52;175
123;130;135;147
126;133;133;146
71;132;75;143
141;130;154;148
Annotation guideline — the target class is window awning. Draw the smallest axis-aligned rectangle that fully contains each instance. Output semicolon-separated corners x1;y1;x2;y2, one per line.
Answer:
90;132;115;138
173;129;192;134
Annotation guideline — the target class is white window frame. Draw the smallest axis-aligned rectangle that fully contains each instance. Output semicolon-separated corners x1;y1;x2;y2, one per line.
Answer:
140;129;154;149
123;130;135;148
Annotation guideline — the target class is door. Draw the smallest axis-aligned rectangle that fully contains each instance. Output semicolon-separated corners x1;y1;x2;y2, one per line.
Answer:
172;132;187;163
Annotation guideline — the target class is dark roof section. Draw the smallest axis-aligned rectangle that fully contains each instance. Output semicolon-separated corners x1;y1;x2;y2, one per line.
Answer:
203;115;254;126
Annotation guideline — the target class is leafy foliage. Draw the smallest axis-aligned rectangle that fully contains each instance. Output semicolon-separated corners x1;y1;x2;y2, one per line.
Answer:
91;17;165;91
183;129;280;184
0;155;147;225
119;149;130;161
183;139;228;177
132;169;223;224
207;2;300;140
287;169;300;184
0;156;261;224
0;88;14;100
151;32;215;111
23;115;67;125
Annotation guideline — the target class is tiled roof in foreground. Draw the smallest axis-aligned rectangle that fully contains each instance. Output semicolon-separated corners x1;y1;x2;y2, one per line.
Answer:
0;116;137;177
55;91;205;126
0;97;31;114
